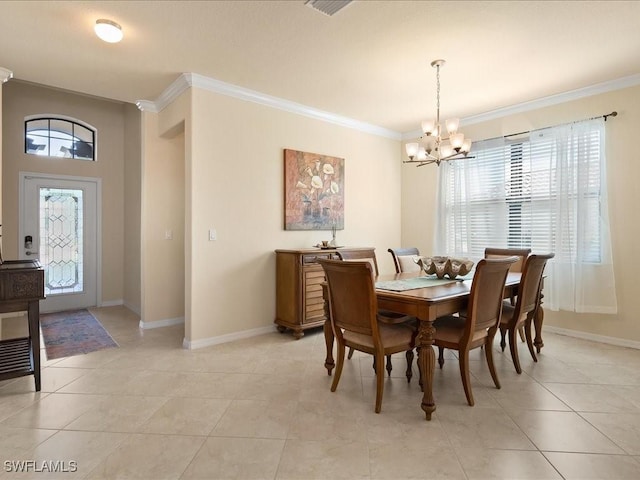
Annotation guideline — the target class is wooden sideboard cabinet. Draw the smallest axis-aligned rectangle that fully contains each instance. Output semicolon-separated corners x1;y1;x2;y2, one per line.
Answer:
275;248;372;339
0;260;45;391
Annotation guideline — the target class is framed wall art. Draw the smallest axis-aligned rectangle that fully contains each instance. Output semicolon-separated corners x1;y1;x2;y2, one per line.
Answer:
284;149;344;230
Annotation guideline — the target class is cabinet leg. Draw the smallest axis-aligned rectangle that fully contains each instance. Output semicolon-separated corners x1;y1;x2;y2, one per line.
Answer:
276;325;287;333
292;329;304;340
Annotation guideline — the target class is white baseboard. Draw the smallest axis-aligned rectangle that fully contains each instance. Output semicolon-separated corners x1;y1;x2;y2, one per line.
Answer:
139;316;184;330
0;312;26;319
544;325;640;350
183;325;275;350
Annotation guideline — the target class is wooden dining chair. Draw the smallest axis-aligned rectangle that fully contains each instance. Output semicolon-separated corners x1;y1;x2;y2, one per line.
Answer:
387;247;421;273
484;247;531;275
484;247;531;342
336;248;380;275
498;253;555;374
433;256;517;406
337;249;416;374
317;259;416;413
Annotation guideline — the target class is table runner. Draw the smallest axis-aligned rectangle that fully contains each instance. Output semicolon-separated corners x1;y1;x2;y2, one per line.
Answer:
375;276;459;292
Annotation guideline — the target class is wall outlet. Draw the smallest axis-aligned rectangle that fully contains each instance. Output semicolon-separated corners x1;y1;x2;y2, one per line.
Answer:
165;230;173;240
209;229;217;241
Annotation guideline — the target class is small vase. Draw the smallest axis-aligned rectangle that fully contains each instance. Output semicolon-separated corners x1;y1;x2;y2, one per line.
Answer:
328;226;337;247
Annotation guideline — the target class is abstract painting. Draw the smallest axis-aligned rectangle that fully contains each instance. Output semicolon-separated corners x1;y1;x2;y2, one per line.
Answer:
284;149;344;230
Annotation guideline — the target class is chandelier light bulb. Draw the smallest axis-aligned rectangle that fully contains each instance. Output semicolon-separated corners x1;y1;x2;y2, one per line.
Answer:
461;139;472;153
450;133;465;150
446;118;460;134
421;119;435;136
95;19;123;43
405;142;420;159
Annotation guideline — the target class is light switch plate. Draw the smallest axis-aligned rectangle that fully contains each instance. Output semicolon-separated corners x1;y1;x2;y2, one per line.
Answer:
209;229;217;241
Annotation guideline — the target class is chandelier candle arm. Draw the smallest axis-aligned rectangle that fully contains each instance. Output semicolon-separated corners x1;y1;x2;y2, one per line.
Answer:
404;59;473;166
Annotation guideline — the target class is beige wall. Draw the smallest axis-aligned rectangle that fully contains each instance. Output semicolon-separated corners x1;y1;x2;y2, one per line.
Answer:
402;84;640;343
123;103;142;314
401;155;439;255
1;81;127;305
140;104;186;326
140;86;402;344
187;88;401;342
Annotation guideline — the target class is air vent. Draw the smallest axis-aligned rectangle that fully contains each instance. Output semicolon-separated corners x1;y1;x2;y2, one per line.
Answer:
305;0;353;16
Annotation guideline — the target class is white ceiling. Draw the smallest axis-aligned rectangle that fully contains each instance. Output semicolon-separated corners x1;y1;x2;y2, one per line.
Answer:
2;1;639;134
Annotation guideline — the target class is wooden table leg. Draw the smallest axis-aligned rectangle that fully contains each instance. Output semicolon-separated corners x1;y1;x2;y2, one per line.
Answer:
417;319;436;421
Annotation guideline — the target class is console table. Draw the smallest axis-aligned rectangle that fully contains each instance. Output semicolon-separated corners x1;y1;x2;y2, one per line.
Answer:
0;260;45;391
274;248;374;339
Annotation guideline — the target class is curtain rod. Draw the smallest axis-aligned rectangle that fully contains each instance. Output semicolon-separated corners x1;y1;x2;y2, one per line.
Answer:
489;111;618;141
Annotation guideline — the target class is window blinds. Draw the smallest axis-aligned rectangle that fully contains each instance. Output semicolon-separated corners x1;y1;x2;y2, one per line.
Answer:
435;118;617;313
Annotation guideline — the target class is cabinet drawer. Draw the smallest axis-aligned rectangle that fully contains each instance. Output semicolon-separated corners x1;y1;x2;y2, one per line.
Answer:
302;253;332;264
306;276;326;288
306;286;324;300
304;303;326;322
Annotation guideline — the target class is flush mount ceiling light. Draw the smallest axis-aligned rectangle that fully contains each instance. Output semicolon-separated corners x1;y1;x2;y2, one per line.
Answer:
404;59;473;167
94;19;123;43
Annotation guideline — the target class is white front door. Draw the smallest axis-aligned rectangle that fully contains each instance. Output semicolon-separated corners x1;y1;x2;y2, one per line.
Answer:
19;173;100;313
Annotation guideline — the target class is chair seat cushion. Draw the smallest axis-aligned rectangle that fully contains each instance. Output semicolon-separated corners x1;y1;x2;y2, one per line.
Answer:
433;315;487;345
343;323;415;352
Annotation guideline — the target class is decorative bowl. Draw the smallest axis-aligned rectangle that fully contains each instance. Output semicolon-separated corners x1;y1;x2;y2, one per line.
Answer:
415;256;475;279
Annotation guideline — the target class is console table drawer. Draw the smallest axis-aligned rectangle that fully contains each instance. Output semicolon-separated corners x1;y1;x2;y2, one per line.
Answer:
0;270;45;301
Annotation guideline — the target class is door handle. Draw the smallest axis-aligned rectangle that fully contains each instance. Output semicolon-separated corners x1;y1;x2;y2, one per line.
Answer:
25;251;39;256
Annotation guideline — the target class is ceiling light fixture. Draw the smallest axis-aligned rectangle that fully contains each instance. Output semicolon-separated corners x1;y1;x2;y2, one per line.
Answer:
404;59;472;167
94;19;123;43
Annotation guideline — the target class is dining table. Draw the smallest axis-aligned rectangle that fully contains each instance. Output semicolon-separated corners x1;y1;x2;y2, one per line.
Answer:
323;270;526;421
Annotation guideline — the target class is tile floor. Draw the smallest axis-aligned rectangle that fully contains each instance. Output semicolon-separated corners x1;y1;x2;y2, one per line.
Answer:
1;305;639;479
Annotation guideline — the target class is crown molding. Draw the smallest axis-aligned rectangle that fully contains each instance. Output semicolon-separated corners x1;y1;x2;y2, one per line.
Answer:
0;67;13;83
135;100;158;112
137;70;640;142
187;73;400;140
137;72;401;140
401;72;640;140
135;73;191;113
462;73;640;127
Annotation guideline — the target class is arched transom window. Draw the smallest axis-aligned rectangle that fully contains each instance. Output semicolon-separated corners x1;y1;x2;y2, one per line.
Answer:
25;116;96;161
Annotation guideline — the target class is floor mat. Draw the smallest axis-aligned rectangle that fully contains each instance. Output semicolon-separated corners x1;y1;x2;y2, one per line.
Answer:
40;308;118;360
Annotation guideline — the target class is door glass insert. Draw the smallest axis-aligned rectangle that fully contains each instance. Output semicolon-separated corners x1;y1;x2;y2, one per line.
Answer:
39;187;84;296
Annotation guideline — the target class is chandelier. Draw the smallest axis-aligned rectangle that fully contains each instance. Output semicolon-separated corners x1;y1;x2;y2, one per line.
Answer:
404;59;472;167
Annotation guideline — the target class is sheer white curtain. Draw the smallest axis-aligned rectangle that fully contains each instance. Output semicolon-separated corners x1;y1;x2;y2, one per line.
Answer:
435;118;617;313
540;119;617;313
